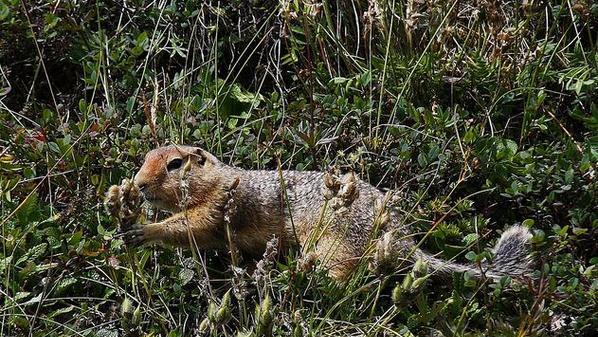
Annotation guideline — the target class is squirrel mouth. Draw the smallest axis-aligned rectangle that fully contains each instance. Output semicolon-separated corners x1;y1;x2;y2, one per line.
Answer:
140;192;173;211
140;191;158;203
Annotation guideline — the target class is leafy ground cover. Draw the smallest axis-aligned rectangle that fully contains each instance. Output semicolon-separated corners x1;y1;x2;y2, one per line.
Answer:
1;0;596;336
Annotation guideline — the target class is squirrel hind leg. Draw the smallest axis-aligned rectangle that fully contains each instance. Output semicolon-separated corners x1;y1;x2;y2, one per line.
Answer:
490;226;534;277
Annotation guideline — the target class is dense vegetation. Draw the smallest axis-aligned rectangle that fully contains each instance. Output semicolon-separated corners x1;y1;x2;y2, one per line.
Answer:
1;0;596;336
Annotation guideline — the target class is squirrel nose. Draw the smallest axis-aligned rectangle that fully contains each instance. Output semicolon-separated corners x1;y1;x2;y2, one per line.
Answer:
133;173;147;191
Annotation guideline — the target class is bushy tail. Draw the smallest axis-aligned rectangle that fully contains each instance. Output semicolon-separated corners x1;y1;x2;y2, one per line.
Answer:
489;226;533;277
416;226;533;279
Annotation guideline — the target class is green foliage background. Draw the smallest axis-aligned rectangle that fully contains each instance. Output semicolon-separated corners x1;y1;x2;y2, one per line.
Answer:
0;0;596;336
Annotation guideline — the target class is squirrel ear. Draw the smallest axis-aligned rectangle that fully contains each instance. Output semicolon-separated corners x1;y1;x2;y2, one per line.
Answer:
194;148;207;165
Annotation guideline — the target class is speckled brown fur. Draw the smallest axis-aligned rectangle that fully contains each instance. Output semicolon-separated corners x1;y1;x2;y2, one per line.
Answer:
126;145;533;281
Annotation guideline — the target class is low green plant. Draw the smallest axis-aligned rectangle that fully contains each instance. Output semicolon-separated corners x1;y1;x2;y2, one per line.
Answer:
1;0;596;336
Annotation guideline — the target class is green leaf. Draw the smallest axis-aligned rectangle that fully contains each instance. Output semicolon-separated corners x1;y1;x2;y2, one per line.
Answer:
505;139;518;155
462;233;479;245
229;84;262;105
22;293;43;306
522;218;535;227
15;243;47;266
136;31;148;45
79;99;88;114
0;256;13;275
55;278;78;295
464;251;478;261
16;193;39;224
48;142;61;154
179;268;195;286
227;118;238;129
48;305;75;318
0;3;10;21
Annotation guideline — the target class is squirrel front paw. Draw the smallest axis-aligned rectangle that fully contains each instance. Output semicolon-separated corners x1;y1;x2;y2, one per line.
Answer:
121;224;147;246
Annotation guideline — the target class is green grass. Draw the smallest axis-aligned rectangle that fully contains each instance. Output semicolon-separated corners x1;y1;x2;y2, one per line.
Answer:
1;0;596;336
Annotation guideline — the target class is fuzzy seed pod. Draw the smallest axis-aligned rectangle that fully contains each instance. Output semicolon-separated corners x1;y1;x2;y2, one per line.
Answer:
373;198;382;214
323;168;341;195
132;305;141;325
410;276;429;291
374;232;393;262
255;295;273;337
401;272;413;290
377;212;390;228
118;179;142;230
207;300;218;323
198;317;210;333
231;266;249;301
121;178;132;195
329;198;345;211
391;283;403;304
373;197;391;229
413;258;428;277
322;187;335;201
120;297;133;317
338;172;359;205
216;290;232;324
177;178;190;209
126;182;140;206
323;170;340;190
105;178;143;232
104;185;121;217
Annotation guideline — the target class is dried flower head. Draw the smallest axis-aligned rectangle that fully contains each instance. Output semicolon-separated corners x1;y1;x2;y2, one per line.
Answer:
338;172;359;205
323;171;361;211
224;177;241;267
105;179;142;231
253;235;279;280
369;230;409;274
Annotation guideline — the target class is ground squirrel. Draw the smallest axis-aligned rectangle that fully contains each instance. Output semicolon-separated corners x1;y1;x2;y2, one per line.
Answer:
107;145;533;281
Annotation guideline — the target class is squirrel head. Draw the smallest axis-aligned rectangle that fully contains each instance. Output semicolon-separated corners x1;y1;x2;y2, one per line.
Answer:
134;145;223;212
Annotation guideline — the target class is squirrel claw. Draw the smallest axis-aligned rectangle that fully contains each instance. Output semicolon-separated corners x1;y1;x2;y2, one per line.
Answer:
122;224;146;246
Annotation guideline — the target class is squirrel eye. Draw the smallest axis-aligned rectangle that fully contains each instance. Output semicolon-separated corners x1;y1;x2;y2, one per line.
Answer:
166;158;183;172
